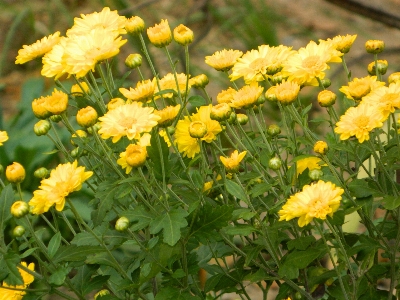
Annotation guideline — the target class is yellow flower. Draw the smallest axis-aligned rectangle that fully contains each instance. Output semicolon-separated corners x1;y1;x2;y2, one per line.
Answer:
314;141;328;155
220;150;247;173
173;24;194;46
217;87;237;104
230;83;264;109
67;7;127;36
0;262;35;300
154;105;181;127
119;79;156;102
203;180;214;194
210;103;232;121
6;162;26;183
367;60;388;76
339;76;385;101
41;37;68;80
107;98;125;110
362;82;400;119
282;40;342;86
296;157;323;176
159;129;172;147
320;34;357;54
71;82;90;95
365;40;385;54
98;102;160;143
0;131;8;146
147;19;172;48
205;49;243;71
76;106;98;128
15;31;61;64
29;161;93;214
279;180;344;227
275;80;300;105
189;74;209;88
155;73;190;99
389;72;400;84
334;103;384;143
230;45;294;83
317;90;336;107
45;89;69;115
125;16;145;35
117;144;148;173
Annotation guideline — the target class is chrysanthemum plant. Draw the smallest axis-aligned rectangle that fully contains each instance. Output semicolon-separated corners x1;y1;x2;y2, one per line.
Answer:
1;7;400;300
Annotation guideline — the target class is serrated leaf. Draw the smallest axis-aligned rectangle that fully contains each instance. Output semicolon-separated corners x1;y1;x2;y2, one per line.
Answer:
287;236;316;251
71;265;110;296
49;266;69;286
279;248;325;279
86;252;120;269
250;183;273;197
150;208;188;246
48;232;61;258
348;179;374;198
92;185;119;226
147;131;170;182
52;245;105;263
232;208;256;220
122;205;155;231
225;180;248;202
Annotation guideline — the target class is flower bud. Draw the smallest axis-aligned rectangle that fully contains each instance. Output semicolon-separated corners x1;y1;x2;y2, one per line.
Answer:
125;144;147;168
147;19;172;48
173;24;194;46
125;16;145;35
236;113;249;125
167;126;175;135
71;82;90;95
6;162;25;183
389;72;400;84
265;86;277;102
107;98;125;111
309;169;323;181
125;54;142;69
34;167;49;179
77;106;98;128
49;115;62;122
71;130;87;146
115;216;130;231
210;103;232;121
267;124;281;137
320;78;331;88
34;120;51;136
365;40;385;54
317;90;336;107
189;121;208;138
367;60;388;76
13;225;26;238
11;201;29;218
71;147;81;158
32;97;51;119
94;290;110;299
256;94;266;105
189;74;209;88
45;89;68;115
314;140;328;155
270;73;285;85
268;157;282;170
227;111;237;124
275;81;300;105
87;123;101;134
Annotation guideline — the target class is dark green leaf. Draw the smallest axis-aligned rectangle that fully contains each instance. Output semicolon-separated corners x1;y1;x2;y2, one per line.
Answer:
86;252;120;269
348;179;374;198
225;179;248;202
52;245;105;263
382;195;400;210
122;205;155;231
49;267;69;286
232;208;256;220
287;236;316;251
92;185;119;226
48;232;61;258
1;252;22;286
188;95;207;107
0;185;14;239
223;224;256;236
147;132;171;182
150;208;188;246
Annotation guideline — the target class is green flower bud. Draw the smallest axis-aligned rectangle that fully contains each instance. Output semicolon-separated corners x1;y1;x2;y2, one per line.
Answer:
309;169;323;181
320;78;331;88
34;167;49;179
268;157;282;170
189;121;208;138
11;201;29;218
125;54;142;69
227;111;237;124
210;103;232;121
236;114;249;125
34;120;51;136
167;126;175;135
13;225;26;237
267;124;281;137
115;216;130;232
49;114;62;122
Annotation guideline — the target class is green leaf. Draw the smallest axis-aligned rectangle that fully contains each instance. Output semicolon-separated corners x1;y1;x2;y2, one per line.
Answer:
348;179;374;198
122;205;155;231
71;265;110;296
48;232;61;258
92;184;119;226
0;185;14;239
86;252;120;269
287;236;316;251
49;266;69;286
0;252;22;286
382;195;400;210
223;224;256;236
232;208;256;220
52;245;105;263
225;179;248;202
250;183;273;197
188;95;207;107
150;208;188;246
279;248;325;279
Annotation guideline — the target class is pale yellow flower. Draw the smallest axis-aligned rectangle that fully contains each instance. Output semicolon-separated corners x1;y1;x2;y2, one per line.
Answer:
205;49;243;71
275;80;300;105
41;37;68;79
117;144;148;174
147;19;172;48
154;105;181;127
120;79;156;102
320;34;357;54
220;150;247;173
159;129;172;147
296;157;324;176
173;24;194;46
217;87;237;104
125;16;145;35
155;73;190;99
0;131;8;146
339;76;385;101
230;83;264;109
45;89;69;115
361;82;400;119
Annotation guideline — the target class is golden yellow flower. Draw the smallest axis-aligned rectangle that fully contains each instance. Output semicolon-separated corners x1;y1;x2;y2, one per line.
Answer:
230;82;264;109
368;60;388;76
29;161;93;214
154;104;181;127
265;86;277;102
6;162;25;183
117;144;148;173
203;180;214;194
365;40;385;54
173;24;194;46
275;80;300;105
45;89;69;115
314;141;328;155
189;121;208;138
296;157;323;176
279;180;344;227
320;34;357;54
205;49;243;71
155;73;190;99
41;37;68;79
31;96;50;119
67;7;127;36
339;76;385;101
317;90;336;107
388;72;400;84
107;98;125;110
0;130;8;146
217;87;237;104
147;19;172;48
0;262;35;300
76;106;98;128
125;16;145;35
15;31;61;64
210;103;232;121
119;79;156;102
334;103;384;143
189;74;209;88
362;82;400;119
98;102;160;143
220;150;247;173
71;82;90;95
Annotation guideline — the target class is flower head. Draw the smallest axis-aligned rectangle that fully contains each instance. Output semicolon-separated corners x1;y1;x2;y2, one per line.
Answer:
230;83;264;109
361;82;400;119
317;90;336;107
217;87;237;104
77;106;98;128
275;80;300;104
45;89;69;115
71;82;90;95
220;150;247;173
205;49;243;71
117;144;148;173
6;162;25;183
107;98;125;110
156;73;190;99
41;37;68;79
125;16;145;35
365;40;385;54
339;76;385;101
320;34;357;54
279;180;344;227
0;262;35;299
147;19;172;48
0;131;8;146
296;157;323;176
173;24;194;46
119;79;156;102
190;74;209;88
154;105;181;127
29;161;93;214
314;141;328;155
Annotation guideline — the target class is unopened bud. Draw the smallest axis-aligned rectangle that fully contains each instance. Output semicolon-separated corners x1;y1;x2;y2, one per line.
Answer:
189;74;209;88
49;115;62;122
115;216;130;231
13;225;26;237
76;106;98;128
189;121;207;138
34;167;49;179
365;40;385;54
6;162;25;183
236;114;249;125
267;124;281;137
173;24;194;46
389;72;400;84
34;120;51;136
125;16;145;35
210;103;232;121
314;140;328;155
125;54;142;69
367;60;388;75
317;90;336;107
309;169;323;181
320;78;331;88
227;111;237;124
268;157;282;170
11;201;29;218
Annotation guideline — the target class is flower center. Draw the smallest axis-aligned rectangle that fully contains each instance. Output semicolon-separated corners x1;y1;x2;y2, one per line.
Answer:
302;55;322;69
355;115;370;129
308;197;331;218
249;57;269;72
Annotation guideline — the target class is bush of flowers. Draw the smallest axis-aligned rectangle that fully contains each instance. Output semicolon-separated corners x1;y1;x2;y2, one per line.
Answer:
1;6;400;300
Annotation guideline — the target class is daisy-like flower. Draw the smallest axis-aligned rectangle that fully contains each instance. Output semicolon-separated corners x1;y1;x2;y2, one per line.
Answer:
230;83;264;109
340;76;385;101
220;150;247;173
125;16;145;35
41;37;68;79
15;31;61;64
205;49;243;71
120;79;156;102
45;89;69;115
154;104;181;127
217;87;237;104
67;7;127;36
117;144;148;174
279;180;344;227
175;105;222;158
0;130;8;146
230;45;294;83
0;262;35;300
334;103;384;143
63;28;127;78
98;102;160;143
155;73;190;99
147;19;172;48
275;80;300;105
362;82;400;119
29;161;93;214
173;24;194;46
296;156;324;176
282;40;342;86
320;34;357;54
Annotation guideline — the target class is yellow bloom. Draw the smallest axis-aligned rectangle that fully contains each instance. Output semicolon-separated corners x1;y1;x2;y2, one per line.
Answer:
107;98;125;110
32;97;51;119
0;131;8;146
189;74;209;88
71;82;90;95
155;73;190;99
388;72;400;84
205;49;243;71
217;87;237;104
230;83;264;109
119;79;156;102
317;90;336;107
296;157;323;176
6;162;25;183
76;106;98;128
125;16;145;35
67;7;126;36
159;129;172;147
98;102;160;143
334;103;384;143
320;34;357;54
173;24;194;46
154;105;181;127
220;150;247;173
45;89;69;115
314;141;328;155
210;103;232;121
29;161;93;214
41;37;68;80
362;82;400;119
365;40;385;54
275;80;300;105
147;19;172;48
15;31;61;64
117;144;148;174
367;60;388;76
0;262;35;300
279;180;344;227
339;76;385;101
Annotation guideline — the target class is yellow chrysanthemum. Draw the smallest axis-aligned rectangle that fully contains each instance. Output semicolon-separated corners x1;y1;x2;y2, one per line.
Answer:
275;80;300;105
45;89;69;115
147;19;172;48
155;73;190;99
334;103;384;143
63;28;127;78
117;144;148;174
282;40;342;86
230;45;294;83
0;262;35;300
154;104;181;127
296;157;324;176
339;76;385;101
320;34;357;54
98;102;160;143
230;83;264;109
41;37;68;79
15;31;61;64
279;180;344;227
0;131;8;146
29;161;93;214
205;49;243;71
217;87;237;104
119;79;156;102
125;16;145;35
220;150;247;173
175;105;222;158
67;7;127;36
